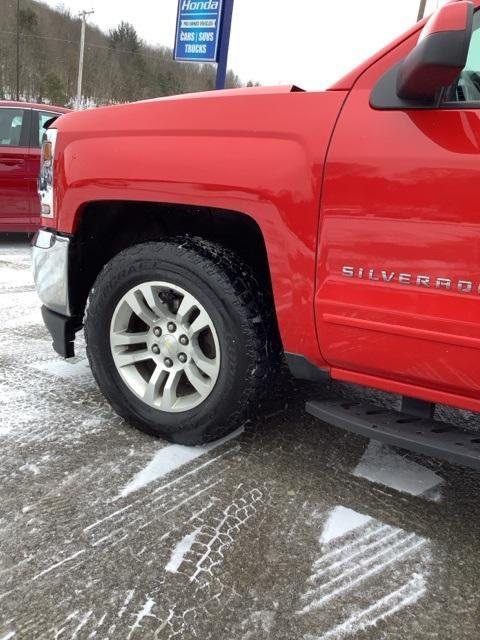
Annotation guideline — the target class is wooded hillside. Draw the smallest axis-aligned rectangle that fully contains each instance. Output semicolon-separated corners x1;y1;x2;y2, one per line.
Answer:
0;0;243;106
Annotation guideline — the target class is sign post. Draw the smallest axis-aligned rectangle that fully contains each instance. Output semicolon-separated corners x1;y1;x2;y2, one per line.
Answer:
174;0;235;90
215;0;234;90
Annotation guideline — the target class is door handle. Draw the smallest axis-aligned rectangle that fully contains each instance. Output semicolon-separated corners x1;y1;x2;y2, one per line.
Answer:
0;158;24;166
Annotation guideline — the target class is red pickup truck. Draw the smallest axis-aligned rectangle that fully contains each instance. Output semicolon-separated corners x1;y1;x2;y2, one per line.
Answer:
0;101;69;232
33;1;480;468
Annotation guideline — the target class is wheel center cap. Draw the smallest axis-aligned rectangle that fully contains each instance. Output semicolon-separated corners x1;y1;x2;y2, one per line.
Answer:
158;334;179;357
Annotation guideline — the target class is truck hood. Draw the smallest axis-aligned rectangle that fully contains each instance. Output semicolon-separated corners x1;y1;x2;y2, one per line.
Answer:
145;84;305;103
53;85;306;131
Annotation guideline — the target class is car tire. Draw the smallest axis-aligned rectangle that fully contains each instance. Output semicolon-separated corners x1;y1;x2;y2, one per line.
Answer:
85;237;279;445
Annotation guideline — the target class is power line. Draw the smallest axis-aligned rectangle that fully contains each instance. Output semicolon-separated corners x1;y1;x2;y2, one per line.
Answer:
0;28;83;46
0;28;174;61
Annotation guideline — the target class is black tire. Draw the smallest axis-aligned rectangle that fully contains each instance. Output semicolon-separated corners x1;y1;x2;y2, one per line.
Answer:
85;237;279;445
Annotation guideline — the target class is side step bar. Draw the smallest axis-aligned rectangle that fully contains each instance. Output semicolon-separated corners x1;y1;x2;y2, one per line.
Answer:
306;399;480;470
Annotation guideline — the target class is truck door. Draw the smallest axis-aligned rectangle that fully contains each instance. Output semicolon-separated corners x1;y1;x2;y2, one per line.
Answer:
316;10;480;403
0;107;31;230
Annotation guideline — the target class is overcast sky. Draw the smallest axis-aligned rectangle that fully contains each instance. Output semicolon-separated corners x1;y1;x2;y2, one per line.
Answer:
41;0;447;90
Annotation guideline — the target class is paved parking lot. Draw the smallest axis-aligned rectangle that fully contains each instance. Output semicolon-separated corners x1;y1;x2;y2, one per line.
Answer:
1;236;480;640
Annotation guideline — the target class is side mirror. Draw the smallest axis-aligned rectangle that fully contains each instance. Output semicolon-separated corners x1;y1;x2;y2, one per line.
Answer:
397;1;474;101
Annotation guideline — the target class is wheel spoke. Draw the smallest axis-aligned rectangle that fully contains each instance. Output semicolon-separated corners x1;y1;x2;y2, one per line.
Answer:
189;310;210;336
191;349;218;379
124;289;157;326
184;363;211;397
160;370;183;411
111;331;149;349
144;365;168;405
142;285;173;320
176;293;198;324
115;349;152;368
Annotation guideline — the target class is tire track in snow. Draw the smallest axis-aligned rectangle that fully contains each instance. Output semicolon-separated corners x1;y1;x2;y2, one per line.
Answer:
0;436;242;594
1;473;224;610
316;521;391;565
184;484;264;583
310;526;403;580
117;428;243;498
78;438;243;546
165;529;201;573
19;481;269;640
295;441;438;638
126;597;157;639
30;550;86;582
85;476;223;547
299;530;427;614
146;481;270;639
296;510;431;637
313;573;427;640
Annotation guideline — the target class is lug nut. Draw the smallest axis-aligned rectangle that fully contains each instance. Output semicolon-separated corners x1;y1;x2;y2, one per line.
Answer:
167;322;177;333
179;335;189;346
152;344;160;355
178;353;187;364
153;327;162;337
164;357;173;368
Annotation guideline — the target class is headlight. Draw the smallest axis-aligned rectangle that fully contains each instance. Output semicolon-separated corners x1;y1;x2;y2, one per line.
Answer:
38;128;58;218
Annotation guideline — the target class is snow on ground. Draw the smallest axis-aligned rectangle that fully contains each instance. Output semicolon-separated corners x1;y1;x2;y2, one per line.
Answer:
165;529;201;573
297;442;436;638
1;236;480;640
353;441;444;500
31;358;94;382
118;428;244;499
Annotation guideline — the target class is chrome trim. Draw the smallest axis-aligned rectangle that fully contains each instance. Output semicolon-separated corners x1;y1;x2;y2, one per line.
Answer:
0;106;66;114
32;230;71;316
342;265;480;295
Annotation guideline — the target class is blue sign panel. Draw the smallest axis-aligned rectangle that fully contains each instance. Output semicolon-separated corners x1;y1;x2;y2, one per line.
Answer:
174;0;224;63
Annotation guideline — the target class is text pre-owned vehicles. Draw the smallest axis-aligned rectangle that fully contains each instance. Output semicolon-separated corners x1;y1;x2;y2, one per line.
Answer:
32;1;480;468
0;101;69;233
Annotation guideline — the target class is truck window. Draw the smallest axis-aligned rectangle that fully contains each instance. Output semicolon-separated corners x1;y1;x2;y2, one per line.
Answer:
0;108;26;147
38;111;60;146
449;10;480;102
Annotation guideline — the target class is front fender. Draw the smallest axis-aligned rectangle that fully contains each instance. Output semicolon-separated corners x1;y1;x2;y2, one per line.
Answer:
54;89;347;364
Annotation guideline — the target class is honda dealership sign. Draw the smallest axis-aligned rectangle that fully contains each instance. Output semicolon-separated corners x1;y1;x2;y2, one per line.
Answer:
174;0;224;63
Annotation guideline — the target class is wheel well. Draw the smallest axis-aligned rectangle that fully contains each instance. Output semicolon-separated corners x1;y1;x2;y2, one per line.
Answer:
70;201;277;327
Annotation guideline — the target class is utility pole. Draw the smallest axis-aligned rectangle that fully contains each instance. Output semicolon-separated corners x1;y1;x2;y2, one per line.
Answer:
16;0;20;100
75;9;94;110
417;0;428;21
